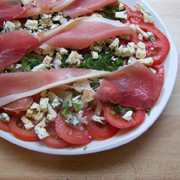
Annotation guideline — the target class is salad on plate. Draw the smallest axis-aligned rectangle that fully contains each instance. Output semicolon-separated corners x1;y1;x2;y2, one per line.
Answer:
0;0;171;152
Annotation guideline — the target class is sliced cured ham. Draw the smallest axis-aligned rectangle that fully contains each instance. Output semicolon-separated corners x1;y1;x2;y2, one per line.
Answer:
0;30;40;71
0;0;23;27
63;0;117;18
2;97;33;114
94;61;163;110
16;0;75;18
0;68;110;106
39;17;136;50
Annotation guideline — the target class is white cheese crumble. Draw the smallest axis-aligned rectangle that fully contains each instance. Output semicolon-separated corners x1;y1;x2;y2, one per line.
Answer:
91;115;106;124
115;11;127;19
0;113;10;123
122;111;133;121
21;116;34;130
66;51;83;66
25;19;38;30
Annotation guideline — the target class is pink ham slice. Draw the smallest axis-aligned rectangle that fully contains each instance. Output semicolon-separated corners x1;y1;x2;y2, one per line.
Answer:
16;0;75;18
0;0;23;27
2;97;33;114
39;17;136;50
63;0;118;18
0;68;109;106
0;30;40;71
94;61;163;110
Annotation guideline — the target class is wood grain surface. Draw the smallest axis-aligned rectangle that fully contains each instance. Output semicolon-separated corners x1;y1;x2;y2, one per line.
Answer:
0;0;180;179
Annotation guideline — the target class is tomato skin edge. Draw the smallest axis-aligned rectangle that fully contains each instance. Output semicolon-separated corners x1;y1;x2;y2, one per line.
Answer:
9;116;40;141
42;136;71;148
85;110;119;140
102;103;146;129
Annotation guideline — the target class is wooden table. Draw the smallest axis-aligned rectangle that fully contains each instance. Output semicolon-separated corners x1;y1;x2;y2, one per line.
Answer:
0;0;180;179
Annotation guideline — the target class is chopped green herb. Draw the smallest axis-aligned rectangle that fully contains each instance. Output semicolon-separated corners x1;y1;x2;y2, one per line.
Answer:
146;109;151;116
81;51;123;72
73;103;82;112
109;111;116;115
83;146;87;150
61;101;75;116
114;105;134;115
21;56;42;71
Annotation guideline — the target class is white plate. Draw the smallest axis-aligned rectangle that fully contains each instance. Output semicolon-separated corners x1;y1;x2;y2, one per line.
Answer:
0;0;178;155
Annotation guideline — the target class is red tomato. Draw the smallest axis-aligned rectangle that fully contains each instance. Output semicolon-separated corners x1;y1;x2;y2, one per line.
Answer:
55;111;93;144
0;108;10;131
0;120;10;131
42;121;71;148
124;4;144;24
102;103;146;129
84;110;119;139
131;23;170;65
151;63;165;82
9;116;39;141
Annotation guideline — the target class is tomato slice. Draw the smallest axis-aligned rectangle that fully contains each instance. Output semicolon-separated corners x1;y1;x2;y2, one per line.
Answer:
150;63;165;82
0;108;10;131
131;22;170;65
55;111;93;144
9;116;39;141
102;103;146;129
0;120;10;131
42;121;71;148
84;110;119;139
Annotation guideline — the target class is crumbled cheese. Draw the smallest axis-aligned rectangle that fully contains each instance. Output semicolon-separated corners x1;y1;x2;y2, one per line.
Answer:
66;51;83;67
144;13;154;23
118;2;125;10
90;43;103;52
147;32;155;41
149;67;157;74
136;48;146;59
34;112;46;122
25;109;34;118
91;51;99;59
115;11;127;19
25;19;38;30
137;57;153;66
13;20;21;29
21;116;34;130
50;24;59;29
0;113;10;123
134;2;150;15
65;116;80;127
136;26;149;39
42;55;53;67
52;15;63;22
34;126;49;140
57;47;68;55
39;98;49;112
115;44;135;57
34;118;48;139
3;21;16;32
53;53;62;69
31;64;47;72
30;102;40;111
122;110;133;121
137;42;146;49
91;115;106;124
138;33;143;41
46;103;57;121
128;56;137;64
60;17;68;24
109;38;119;50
